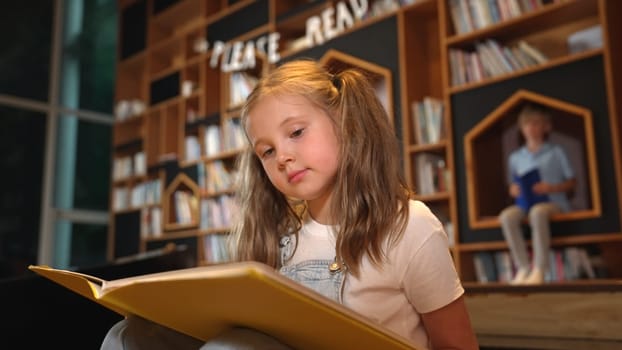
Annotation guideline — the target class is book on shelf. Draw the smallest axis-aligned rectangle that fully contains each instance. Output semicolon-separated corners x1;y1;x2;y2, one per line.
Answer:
411;97;444;145
113;186;129;211
493;250;514;282
113;155;134;181
473;251;498;283
567;25;603;54
449;38;548;85
448;0;549;35
202;234;230;263
185;135;201;162
513;168;549;212
141;207;163;238
204;125;222;157
415;153;449;195
29;262;416;350
229;72;259;109
200;194;238;230
174;190;198;225
471;246;597;283
133;151;146;176
517;40;548;65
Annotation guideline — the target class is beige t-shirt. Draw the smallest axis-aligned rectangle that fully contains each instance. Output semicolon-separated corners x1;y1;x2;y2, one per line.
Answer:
289;200;463;349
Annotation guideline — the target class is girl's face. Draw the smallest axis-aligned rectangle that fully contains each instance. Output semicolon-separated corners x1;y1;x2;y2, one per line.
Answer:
246;93;340;210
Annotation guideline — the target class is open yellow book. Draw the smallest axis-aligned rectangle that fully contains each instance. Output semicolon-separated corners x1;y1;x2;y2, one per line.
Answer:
29;261;416;350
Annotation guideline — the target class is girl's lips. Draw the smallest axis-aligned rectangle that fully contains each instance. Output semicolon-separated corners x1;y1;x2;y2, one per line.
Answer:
288;169;307;183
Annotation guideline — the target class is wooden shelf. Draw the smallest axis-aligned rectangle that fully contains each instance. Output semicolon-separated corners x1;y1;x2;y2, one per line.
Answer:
407;141;448;154
446;0;598;45
444;0;604;93
457;233;622;253
448;48;603;94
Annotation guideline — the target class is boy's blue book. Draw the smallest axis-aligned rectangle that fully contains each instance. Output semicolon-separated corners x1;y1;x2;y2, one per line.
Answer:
513;168;549;211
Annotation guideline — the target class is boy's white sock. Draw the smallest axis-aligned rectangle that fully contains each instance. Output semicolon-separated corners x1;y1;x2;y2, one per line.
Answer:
523;267;545;285
510;267;529;285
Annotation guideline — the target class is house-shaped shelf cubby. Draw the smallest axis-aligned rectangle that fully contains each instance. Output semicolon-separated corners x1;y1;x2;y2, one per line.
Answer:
319;49;394;125
163;172;200;231
464;90;601;229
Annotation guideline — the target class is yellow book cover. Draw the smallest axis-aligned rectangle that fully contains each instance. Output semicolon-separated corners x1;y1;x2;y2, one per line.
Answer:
29;261;416;350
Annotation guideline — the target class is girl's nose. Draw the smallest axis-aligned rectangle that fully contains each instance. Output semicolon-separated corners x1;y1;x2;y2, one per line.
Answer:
276;150;294;166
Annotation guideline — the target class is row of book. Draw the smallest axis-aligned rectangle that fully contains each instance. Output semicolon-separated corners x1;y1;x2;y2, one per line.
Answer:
114;99;146;122
185;119;246;162
202;234;230;263
173;190;199;225
199;194;238;231
449;39;547;86
415;153;451;195
197;160;236;194
448;0;553;35
473;246;601;283
411;97;445;145
229;71;259;109
112;151;146;181
112;178;162;211
138;208;231;266
140;207;162;238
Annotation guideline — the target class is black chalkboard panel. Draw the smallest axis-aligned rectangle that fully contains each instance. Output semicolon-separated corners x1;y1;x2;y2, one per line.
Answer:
114;211;141;258
207;0;269;43
120;0;146;59
150;71;180;105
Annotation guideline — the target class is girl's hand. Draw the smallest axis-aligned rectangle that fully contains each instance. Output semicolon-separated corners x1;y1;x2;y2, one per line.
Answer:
509;183;521;198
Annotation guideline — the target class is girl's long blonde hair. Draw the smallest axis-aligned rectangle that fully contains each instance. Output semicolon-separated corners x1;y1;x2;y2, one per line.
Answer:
229;59;410;276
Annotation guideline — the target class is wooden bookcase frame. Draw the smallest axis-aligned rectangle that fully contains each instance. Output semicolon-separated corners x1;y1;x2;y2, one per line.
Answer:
111;0;622;280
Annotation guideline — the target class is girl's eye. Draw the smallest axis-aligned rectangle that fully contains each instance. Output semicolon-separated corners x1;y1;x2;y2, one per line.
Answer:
261;148;274;158
290;128;304;138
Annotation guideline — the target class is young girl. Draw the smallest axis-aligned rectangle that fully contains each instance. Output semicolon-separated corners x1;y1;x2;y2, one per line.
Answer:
101;59;478;349
499;103;576;285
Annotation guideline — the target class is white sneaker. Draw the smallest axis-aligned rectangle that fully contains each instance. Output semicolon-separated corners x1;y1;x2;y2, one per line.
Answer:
510;267;530;285
523;267;545;285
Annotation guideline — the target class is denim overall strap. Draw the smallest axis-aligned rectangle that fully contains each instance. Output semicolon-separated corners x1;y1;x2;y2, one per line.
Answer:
278;235;346;304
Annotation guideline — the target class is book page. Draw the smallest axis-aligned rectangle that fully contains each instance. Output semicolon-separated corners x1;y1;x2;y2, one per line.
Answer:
100;262;272;294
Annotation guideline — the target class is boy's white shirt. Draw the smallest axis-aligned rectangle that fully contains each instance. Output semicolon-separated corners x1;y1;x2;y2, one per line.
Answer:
284;200;463;349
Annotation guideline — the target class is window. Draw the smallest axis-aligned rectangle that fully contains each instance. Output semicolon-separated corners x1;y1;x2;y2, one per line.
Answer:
0;0;117;277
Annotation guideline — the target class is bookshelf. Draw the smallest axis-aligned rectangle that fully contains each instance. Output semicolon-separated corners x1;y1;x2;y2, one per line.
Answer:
111;0;622;282
441;0;622;283
398;0;458;261
110;0;263;266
